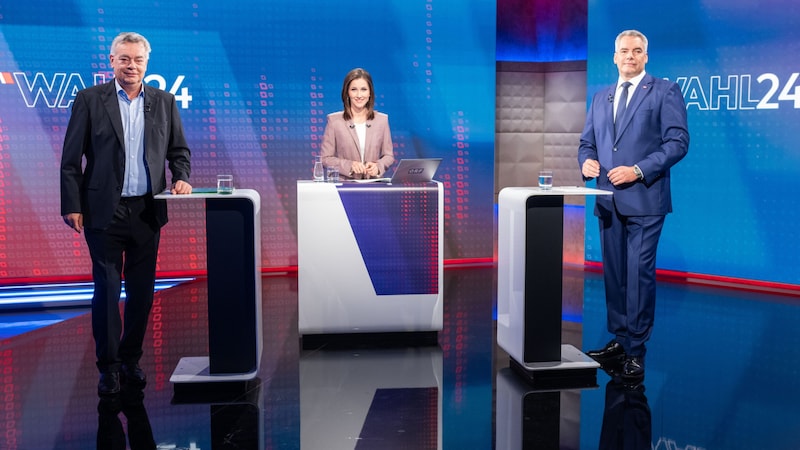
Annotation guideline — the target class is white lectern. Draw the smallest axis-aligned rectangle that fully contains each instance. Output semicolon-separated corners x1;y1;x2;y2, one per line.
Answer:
497;186;611;387
156;189;263;384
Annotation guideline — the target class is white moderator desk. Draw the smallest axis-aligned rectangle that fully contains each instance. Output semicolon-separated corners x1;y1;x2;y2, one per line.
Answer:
297;181;443;342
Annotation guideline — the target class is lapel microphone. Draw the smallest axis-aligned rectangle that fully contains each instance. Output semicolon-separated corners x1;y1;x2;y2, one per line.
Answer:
145;103;151;113
608;94;614;103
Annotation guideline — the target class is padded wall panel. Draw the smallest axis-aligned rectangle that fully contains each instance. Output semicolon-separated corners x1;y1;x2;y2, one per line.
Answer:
495;64;589;267
495;133;544;196
495;66;587;199
544;71;588;132
544;133;585;190
495;71;544;133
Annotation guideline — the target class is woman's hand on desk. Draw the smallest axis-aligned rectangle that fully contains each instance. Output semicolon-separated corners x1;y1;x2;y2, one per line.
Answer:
364;162;379;178
351;161;379;178
350;161;366;177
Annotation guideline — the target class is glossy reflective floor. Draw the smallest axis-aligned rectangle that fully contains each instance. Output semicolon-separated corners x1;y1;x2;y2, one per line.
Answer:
1;266;799;449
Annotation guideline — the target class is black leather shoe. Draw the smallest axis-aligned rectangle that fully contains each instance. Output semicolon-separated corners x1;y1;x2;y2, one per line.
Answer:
586;340;626;364
121;363;147;388
622;356;645;381
602;363;622;378
98;372;121;396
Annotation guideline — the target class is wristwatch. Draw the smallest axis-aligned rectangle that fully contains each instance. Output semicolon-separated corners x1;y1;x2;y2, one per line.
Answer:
633;165;643;180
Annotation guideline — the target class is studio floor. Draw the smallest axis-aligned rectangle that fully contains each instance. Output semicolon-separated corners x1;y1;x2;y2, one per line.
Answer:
0;265;798;449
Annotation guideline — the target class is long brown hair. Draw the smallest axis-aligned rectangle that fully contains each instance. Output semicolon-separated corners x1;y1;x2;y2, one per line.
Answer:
341;68;375;121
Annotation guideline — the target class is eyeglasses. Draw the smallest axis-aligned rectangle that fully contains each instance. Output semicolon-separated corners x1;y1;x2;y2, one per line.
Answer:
115;56;147;66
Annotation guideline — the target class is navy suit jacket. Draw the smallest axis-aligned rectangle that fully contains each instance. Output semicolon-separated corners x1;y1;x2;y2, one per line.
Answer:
579;74;689;216
60;80;191;230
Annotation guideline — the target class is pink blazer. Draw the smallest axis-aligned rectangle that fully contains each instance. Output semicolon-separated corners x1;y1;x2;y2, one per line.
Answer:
320;111;395;178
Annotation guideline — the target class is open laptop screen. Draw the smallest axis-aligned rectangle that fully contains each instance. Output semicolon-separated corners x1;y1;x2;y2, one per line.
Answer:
389;158;442;183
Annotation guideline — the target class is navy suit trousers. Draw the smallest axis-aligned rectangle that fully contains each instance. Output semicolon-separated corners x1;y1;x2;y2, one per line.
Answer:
598;205;665;357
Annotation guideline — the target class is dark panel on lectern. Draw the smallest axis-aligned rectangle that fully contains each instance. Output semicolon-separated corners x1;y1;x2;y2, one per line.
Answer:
206;198;257;374
523;195;563;363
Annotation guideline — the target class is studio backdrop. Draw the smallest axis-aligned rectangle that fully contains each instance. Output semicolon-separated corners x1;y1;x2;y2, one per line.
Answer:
585;0;800;286
0;0;497;280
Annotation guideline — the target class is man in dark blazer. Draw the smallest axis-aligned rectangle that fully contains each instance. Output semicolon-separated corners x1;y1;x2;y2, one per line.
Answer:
60;32;192;396
578;29;689;380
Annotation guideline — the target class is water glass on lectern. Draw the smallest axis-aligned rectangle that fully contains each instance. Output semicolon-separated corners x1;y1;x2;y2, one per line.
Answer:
538;170;553;190
312;158;324;182
326;166;339;183
217;174;234;194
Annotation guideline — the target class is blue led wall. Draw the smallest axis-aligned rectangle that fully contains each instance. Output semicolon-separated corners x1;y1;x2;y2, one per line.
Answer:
0;0;496;279
3;0;796;285
585;0;800;285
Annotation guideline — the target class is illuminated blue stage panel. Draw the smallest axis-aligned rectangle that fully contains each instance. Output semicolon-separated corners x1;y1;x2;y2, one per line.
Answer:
585;0;800;285
0;0;496;286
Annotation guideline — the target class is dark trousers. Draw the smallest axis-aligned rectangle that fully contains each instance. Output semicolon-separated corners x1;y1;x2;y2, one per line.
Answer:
85;196;160;374
598;207;665;358
599;379;652;449
97;385;156;450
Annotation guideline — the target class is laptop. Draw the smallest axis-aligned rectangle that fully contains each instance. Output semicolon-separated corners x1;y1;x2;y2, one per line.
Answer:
387;158;442;183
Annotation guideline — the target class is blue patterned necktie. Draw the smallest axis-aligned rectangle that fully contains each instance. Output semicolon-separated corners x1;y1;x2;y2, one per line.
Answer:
615;81;632;137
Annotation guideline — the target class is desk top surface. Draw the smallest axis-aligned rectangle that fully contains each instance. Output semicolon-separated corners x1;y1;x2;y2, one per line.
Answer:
500;186;612;198
297;180;441;193
154;188;260;202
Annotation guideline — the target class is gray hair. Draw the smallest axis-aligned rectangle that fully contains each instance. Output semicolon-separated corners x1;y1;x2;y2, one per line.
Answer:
615;29;648;53
110;32;152;58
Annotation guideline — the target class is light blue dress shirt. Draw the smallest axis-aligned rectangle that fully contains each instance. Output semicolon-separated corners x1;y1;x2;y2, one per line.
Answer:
116;80;149;197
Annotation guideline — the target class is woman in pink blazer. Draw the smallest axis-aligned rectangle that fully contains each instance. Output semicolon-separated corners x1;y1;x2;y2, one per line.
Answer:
320;68;395;179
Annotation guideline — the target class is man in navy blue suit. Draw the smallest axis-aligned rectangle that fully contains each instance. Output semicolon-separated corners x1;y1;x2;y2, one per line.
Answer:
61;32;192;396
578;30;689;380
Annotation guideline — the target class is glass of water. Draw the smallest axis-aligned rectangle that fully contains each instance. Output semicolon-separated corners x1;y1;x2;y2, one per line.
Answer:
326;166;339;183
216;174;234;194
538;170;553;190
312;157;324;182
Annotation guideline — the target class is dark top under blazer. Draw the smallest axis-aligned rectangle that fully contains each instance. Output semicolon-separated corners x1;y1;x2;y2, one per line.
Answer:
60;80;191;229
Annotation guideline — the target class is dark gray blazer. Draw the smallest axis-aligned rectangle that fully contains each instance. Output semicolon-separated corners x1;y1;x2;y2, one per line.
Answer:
60;80;191;229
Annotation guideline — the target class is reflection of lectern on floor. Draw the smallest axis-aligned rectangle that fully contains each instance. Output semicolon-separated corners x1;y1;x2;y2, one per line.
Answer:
497;186;611;388
495;367;582;449
300;347;442;450
155;189;262;386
